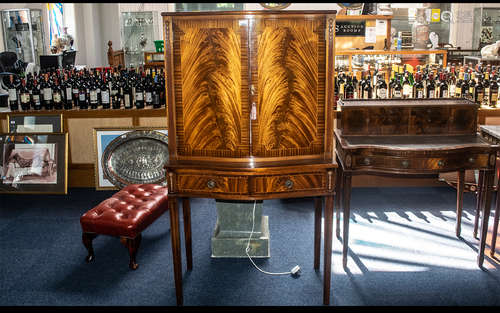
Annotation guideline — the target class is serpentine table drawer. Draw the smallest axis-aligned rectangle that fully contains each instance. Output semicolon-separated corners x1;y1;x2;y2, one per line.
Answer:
176;174;249;195
252;173;328;195
352;153;490;172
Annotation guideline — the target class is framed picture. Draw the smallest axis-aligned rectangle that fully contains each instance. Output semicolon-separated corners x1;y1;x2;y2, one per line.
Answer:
0;133;68;194
7;114;63;133
93;126;168;190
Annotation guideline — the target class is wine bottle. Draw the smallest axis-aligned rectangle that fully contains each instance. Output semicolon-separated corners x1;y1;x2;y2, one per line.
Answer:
8;75;19;111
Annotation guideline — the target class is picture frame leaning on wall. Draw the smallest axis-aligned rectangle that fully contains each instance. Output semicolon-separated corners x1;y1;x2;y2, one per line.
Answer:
0;133;68;194
7;114;63;133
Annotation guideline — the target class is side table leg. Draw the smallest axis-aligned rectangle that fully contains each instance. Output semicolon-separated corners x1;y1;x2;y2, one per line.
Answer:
182;198;193;270
169;197;183;305
335;163;343;240
478;170;494;268
314;197;322;270
456;170;465;237
474;170;485;239
323;195;334;305
490;186;500;257
342;173;352;269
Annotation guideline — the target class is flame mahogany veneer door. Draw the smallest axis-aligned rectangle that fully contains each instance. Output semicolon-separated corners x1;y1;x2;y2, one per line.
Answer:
250;16;327;159
169;17;251;159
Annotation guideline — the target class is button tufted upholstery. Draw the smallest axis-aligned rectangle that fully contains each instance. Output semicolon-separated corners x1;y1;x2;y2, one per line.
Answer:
81;184;169;238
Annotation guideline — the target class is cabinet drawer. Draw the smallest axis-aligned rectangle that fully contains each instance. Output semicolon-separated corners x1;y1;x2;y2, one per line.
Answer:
177;174;248;195
353;154;489;172
253;173;326;194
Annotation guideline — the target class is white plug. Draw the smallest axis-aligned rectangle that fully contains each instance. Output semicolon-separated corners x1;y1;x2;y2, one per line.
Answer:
291;265;301;276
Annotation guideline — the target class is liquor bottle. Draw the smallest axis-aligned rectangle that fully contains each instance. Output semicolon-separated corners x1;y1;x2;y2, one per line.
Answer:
111;73;121;109
362;73;373;99
123;77;133;109
72;72;80;108
461;72;470;99
402;72;413;99
89;77;99;109
426;74;436;98
63;73;73;110
392;75;403;98
41;74;53;110
78;75;88;109
135;72;145;109
439;73;449;98
19;79;31;111
414;73;425;99
145;70;153;107
101;75;111;109
53;78;63;110
31;79;42;110
344;75;355;99
483;71;491;106
468;71;476;102
474;74;484;105
448;66;456;98
152;72;162;108
7;75;19;111
490;75;499;108
375;73;387;99
455;71;463;98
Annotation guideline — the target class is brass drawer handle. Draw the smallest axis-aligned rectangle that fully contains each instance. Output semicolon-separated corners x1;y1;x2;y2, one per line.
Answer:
401;160;409;168
207;179;216;189
438;160;445;167
285;179;294;189
468;157;475;163
363;157;371;165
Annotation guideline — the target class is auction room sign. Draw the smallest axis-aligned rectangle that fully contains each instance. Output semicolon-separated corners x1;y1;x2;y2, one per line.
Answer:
335;21;366;36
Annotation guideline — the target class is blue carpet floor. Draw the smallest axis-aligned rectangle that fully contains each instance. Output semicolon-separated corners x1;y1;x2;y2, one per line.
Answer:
0;186;499;306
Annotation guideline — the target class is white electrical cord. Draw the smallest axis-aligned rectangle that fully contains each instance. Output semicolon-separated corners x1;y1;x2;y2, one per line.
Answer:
245;200;300;276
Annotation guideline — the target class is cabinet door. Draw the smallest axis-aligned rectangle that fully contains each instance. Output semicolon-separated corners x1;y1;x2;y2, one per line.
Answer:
167;16;250;158
250;15;328;158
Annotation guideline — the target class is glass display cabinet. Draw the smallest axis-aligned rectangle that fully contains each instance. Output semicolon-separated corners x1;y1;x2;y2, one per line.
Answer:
335;49;447;73
1;9;45;64
473;7;500;50
120;11;157;68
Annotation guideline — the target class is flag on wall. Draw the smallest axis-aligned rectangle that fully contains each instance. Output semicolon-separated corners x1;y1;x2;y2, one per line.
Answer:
47;3;63;47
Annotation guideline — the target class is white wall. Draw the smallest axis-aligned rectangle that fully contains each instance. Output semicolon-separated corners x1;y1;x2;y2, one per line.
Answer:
244;3;341;11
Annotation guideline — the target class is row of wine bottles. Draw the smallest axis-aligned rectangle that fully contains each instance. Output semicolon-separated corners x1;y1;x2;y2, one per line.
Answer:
335;63;500;108
6;67;166;111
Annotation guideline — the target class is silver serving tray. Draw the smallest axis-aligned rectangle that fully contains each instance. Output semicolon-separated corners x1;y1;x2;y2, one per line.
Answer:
102;130;169;189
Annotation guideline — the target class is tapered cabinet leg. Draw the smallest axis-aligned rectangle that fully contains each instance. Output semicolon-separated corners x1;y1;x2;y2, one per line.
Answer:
335;163;343;240
456;170;465;237
169;197;183;305
82;233;97;263
478;170;494;267
474;170;485;239
323;195;334;305
182;198;193;271
314;197;322;270
342;173;352;269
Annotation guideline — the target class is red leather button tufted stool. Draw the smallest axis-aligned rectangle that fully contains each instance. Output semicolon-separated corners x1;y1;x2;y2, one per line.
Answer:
80;184;169;270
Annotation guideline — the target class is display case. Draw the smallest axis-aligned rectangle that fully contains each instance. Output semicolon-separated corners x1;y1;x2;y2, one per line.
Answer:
1;9;45;64
446;49;481;65
120;11;157;68
335;49;447;73
144;51;164;68
473;7;500;50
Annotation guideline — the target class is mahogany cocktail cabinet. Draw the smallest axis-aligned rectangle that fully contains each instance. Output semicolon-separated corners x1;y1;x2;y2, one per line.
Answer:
162;10;338;305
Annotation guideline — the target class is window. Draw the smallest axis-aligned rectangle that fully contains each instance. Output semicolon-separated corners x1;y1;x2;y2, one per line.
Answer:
47;3;63;47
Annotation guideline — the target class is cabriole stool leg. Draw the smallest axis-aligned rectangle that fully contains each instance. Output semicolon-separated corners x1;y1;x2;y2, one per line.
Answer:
82;233;98;263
